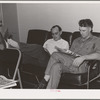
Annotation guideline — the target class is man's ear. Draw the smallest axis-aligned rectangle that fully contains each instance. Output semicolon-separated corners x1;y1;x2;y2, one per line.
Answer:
60;31;62;35
89;27;92;32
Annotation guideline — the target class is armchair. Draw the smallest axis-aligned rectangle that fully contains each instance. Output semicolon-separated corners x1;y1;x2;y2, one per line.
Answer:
58;31;100;89
27;29;49;45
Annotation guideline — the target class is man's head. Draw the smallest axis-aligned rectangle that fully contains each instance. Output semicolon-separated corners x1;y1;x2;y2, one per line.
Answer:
79;19;93;39
50;25;62;41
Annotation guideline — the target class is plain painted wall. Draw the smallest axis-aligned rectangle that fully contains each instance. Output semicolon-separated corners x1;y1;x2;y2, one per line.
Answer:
2;4;19;41
17;3;100;42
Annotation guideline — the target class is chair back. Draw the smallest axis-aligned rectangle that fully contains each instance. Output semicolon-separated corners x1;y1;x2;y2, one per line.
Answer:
61;31;72;46
27;29;49;45
0;48;21;80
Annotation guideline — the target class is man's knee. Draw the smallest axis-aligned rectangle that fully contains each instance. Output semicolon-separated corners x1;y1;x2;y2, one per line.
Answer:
51;63;62;73
51;52;61;59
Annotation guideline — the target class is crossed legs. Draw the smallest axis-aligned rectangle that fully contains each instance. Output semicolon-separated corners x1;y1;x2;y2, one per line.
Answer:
40;52;76;89
46;63;62;89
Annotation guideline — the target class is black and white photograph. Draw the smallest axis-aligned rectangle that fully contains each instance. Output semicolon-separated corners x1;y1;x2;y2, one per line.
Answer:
0;1;100;99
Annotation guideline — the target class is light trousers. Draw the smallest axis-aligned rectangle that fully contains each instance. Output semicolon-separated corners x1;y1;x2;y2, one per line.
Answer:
45;52;88;89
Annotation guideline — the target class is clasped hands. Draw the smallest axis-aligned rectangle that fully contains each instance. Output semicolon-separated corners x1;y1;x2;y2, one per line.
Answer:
72;56;86;67
55;46;86;67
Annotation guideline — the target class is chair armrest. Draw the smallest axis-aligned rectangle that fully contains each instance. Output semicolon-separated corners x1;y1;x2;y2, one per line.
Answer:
87;60;100;75
87;60;100;70
86;60;100;88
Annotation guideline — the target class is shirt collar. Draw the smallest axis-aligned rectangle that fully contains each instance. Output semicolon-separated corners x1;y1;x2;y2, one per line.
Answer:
80;34;93;42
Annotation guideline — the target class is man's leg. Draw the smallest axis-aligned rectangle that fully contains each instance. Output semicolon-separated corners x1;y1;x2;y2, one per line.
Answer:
45;52;74;75
38;52;74;89
20;43;50;67
46;63;62;89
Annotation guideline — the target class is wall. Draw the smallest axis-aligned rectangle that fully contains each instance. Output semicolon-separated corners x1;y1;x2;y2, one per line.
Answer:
0;4;2;32
2;3;19;41
17;3;100;42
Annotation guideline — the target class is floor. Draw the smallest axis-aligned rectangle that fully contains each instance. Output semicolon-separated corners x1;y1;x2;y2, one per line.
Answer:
19;78;100;89
58;78;100;89
17;72;100;89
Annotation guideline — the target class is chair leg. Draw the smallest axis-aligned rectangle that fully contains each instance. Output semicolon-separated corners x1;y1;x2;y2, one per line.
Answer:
34;75;40;84
18;69;23;89
87;82;89;89
87;65;90;89
87;72;89;89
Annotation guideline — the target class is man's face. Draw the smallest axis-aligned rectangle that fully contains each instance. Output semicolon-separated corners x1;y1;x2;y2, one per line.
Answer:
79;26;91;39
51;27;61;41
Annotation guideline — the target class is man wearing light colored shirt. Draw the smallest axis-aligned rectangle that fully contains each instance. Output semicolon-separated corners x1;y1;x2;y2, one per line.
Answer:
43;25;69;55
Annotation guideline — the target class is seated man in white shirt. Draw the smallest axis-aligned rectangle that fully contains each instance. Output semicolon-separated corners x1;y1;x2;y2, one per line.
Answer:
43;25;69;55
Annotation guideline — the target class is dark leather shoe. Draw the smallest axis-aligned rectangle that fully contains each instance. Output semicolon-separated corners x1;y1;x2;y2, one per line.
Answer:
38;79;48;89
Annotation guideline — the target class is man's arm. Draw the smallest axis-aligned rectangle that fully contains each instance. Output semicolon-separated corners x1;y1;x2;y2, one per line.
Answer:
44;48;50;55
73;53;100;67
83;53;100;60
55;46;67;52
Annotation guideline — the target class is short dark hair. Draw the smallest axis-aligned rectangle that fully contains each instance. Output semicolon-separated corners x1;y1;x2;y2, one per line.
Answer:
79;19;93;29
51;25;62;32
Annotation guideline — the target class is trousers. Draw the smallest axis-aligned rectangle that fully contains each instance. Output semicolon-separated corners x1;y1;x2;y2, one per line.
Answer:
45;52;88;89
19;43;50;67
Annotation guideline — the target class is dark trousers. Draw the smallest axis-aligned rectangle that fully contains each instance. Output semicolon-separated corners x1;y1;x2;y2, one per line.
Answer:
19;43;50;68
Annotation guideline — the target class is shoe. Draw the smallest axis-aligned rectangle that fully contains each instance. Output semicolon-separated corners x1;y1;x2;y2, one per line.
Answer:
38;79;48;89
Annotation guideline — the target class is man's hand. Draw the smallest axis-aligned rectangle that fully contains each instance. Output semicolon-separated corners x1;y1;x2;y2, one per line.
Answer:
55;46;66;53
72;56;86;67
44;48;50;55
